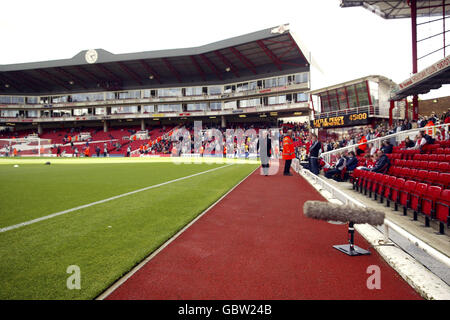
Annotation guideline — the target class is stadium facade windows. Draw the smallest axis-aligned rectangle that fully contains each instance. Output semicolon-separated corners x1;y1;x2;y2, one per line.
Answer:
158;88;182;97
223;101;237;109
73;108;89;116
185;87;203;96
157;104;182;112
208;86;222;95
142;105;155;113
95;108;107;115
210;102;222;110
112;106;138;114
239;98;261;108
186;103;208;111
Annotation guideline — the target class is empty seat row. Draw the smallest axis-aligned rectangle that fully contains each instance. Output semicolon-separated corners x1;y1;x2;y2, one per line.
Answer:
388;166;450;188
414;153;450;161
351;169;450;234
393;160;450;172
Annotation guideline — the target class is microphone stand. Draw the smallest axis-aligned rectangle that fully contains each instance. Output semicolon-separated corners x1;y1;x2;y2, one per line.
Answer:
333;221;371;256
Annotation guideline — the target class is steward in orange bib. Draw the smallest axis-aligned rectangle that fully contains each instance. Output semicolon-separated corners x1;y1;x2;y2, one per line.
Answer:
282;129;295;176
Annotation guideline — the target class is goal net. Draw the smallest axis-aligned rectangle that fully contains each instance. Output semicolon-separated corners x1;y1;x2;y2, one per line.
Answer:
0;137;53;157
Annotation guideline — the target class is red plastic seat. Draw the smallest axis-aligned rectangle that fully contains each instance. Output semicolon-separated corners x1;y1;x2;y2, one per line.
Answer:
371;173;384;198
436;148;445;155
399;180;417;216
410;183;428;220
428;161;439;171
437;162;449;173
416;169;428;183
390;177;405;211
435;189;450;234
421;154;429;161
357;169;368;192
410;169;419;181
424;171;440;185
382;176;396;205
437;173;450;189
428;154;438;162
364;171;377;196
421;185;442;224
351;169;362;190
375;174;390;202
437;154;446;162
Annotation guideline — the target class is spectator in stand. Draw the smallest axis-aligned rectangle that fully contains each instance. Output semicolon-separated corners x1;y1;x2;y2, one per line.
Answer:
324;152;347;181
404;136;415;148
356;133;367;156
368;142;377;156
371;150;390;173
381;140;393;154
308;133;321;175
410;132;427;150
443;108;450;124
346;151;358;172
357;153;376;171
96;146;100;157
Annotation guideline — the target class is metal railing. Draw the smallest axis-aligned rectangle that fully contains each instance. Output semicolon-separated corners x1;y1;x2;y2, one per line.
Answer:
320;123;450;164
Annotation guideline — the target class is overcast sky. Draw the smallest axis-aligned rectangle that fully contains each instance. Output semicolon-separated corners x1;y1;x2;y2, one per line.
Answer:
1;0;448;99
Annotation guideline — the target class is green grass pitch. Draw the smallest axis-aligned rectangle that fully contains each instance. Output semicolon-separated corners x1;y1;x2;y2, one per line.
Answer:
0;158;259;299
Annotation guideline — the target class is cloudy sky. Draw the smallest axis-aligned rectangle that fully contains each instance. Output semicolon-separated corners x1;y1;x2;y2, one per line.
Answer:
1;0;448;98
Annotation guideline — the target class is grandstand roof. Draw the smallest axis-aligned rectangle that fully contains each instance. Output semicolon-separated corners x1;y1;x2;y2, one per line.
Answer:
309;74;396;95
0;24;310;96
340;0;450;19
391;55;450;100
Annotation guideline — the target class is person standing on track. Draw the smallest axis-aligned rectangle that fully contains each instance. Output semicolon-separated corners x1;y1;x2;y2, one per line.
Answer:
308;133;321;175
257;130;272;176
282;129;295;176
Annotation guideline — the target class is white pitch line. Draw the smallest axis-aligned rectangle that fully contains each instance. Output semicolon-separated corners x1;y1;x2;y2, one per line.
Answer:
0;164;234;234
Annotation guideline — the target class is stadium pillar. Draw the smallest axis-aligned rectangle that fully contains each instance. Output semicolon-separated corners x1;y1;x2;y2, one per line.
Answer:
389;100;395;126
103;121;108;133
221;115;226;128
411;0;419;120
141;119;145;131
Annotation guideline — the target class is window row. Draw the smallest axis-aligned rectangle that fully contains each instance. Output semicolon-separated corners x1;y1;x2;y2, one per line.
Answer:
0;92;308;118
0;72;309;105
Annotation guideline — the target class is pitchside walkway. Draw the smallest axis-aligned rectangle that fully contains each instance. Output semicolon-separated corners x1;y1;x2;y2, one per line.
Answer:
104;167;421;300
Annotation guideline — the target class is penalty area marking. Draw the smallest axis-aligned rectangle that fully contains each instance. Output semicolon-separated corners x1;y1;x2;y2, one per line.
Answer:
0;164;234;234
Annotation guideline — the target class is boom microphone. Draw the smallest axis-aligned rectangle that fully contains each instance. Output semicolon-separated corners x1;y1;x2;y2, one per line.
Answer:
303;201;385;226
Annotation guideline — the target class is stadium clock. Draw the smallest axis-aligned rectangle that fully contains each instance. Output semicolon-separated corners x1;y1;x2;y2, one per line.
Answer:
85;49;98;64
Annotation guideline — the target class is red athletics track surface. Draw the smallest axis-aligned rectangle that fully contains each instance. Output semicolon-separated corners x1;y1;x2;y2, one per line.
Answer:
105;167;422;300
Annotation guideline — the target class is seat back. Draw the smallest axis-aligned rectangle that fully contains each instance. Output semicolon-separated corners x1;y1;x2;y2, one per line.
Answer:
421;185;442;216
391;178;405;202
410;183;428;211
438;162;449;173
384;176;396;198
400;180;416;206
424;171;439;185
417;170;428;183
428;161;439;171
435;189;450;223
